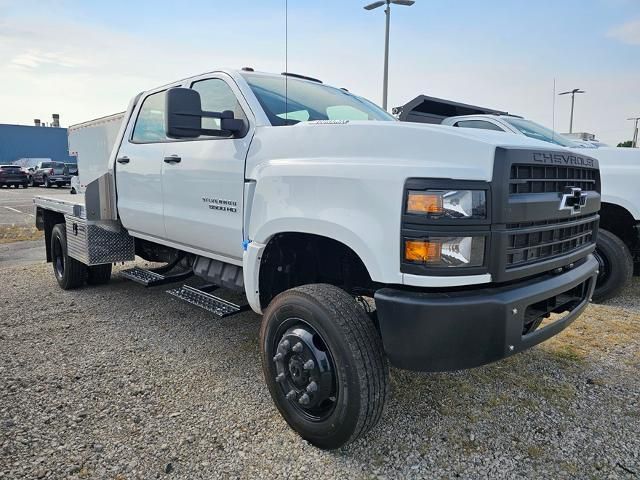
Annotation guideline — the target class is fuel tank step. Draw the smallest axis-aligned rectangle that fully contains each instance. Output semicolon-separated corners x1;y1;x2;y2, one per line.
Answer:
166;284;249;318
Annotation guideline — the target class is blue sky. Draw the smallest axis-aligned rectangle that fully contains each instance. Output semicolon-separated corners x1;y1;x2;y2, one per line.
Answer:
0;0;638;144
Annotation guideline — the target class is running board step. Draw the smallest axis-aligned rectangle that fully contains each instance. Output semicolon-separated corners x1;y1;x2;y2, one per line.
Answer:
166;285;248;318
120;266;192;287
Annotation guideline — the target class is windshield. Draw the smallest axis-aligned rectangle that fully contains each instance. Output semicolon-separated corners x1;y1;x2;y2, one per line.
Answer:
241;73;395;126
501;117;579;148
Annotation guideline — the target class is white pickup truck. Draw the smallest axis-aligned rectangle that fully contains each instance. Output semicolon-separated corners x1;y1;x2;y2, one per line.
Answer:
442;114;638;301
34;69;600;449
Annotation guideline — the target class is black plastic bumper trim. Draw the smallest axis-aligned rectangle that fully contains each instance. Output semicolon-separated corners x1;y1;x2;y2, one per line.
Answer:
374;255;598;372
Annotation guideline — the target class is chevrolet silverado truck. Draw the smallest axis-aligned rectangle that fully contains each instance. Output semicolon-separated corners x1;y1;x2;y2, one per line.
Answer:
31;160;71;188
442;114;635;301
34;69;600;449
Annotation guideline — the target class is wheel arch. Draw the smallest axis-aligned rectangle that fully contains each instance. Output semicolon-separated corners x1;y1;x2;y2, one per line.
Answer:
246;229;376;313
599;202;639;252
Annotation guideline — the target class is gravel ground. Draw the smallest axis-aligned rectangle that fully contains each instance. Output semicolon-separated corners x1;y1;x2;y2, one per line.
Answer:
1;261;639;479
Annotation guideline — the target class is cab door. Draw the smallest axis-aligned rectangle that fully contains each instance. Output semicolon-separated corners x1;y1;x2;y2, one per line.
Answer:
161;74;253;262
114;90;167;239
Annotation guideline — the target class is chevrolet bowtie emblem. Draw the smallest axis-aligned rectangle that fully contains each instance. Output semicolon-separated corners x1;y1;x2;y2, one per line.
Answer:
559;187;587;214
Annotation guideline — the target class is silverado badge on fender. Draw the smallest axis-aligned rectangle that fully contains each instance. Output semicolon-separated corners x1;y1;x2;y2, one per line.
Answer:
202;197;238;213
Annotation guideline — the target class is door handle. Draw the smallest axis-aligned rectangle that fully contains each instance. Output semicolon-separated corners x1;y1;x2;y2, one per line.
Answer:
164;155;182;164
117;156;130;164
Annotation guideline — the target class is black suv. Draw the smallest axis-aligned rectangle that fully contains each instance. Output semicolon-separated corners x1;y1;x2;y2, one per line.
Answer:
31;161;71;188
0;165;29;188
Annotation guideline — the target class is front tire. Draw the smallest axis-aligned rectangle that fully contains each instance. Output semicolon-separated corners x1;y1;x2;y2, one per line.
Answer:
592;229;633;302
51;223;87;290
260;284;389;450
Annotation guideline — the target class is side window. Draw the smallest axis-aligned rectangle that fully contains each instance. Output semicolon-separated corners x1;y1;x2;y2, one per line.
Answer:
191;78;246;136
454;120;504;132
131;91;167;143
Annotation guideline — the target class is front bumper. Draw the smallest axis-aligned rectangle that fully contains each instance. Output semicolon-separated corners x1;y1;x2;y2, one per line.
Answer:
374;255;598;372
0;178;28;185
50;176;71;184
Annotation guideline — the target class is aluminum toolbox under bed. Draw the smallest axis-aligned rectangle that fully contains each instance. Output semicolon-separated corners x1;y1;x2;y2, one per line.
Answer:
34;195;135;266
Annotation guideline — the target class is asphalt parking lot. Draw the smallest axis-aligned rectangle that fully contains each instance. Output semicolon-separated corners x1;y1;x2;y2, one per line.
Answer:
0;184;71;226
0;185;71;262
0;189;639;479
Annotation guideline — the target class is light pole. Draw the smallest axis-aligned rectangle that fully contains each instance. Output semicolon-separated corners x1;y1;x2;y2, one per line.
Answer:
364;0;415;111
628;117;640;148
558;88;585;133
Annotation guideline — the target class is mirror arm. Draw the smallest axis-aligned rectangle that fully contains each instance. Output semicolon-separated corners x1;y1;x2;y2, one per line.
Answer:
200;128;233;137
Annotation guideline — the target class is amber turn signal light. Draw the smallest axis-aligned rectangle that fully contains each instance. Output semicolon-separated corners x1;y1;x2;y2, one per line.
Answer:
406;192;443;215
404;240;442;263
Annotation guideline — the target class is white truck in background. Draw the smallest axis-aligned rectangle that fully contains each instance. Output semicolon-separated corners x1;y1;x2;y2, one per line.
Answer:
33;69;600;449
67;113;125;194
442;114;638;301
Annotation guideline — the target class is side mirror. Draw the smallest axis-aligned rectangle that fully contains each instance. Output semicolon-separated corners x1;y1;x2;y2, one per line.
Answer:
165;87;202;138
165;87;245;139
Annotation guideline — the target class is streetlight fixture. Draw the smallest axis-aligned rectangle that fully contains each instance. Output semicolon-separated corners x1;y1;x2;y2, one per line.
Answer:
628;116;640;148
364;0;415;111
558;88;585;133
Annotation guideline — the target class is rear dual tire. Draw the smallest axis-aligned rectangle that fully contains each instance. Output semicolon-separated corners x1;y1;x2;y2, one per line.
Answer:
261;284;389;450
51;224;87;290
50;224;112;289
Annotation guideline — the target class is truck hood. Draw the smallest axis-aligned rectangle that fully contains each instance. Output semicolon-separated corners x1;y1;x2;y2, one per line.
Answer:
569;145;640;219
246;120;572;183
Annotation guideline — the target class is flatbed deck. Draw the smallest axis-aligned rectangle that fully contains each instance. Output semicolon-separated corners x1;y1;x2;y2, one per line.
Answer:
33;195;86;219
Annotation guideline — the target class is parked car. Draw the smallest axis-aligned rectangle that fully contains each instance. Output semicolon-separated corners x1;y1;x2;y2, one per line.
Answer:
442;114;637;301
0;165;29;188
12;158;48;185
65;163;79;176
31;161;71;188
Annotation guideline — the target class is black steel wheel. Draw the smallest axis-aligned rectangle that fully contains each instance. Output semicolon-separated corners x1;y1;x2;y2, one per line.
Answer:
50;223;87;290
272;320;338;422
261;284;389;449
592;229;633;302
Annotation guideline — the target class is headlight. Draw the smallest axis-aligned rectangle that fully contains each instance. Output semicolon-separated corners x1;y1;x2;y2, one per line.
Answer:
406;190;486;219
404;236;485;267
